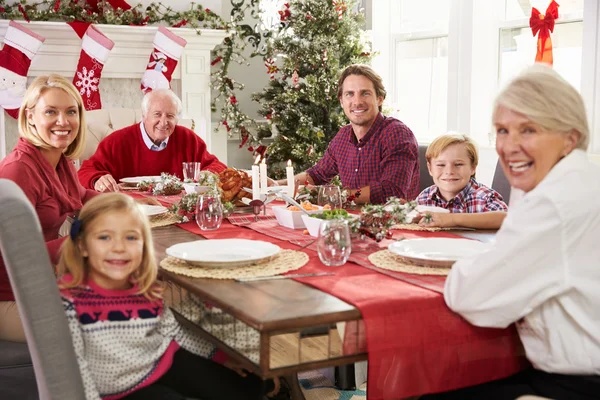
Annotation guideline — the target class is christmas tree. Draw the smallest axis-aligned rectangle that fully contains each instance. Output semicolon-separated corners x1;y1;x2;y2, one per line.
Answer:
252;0;371;178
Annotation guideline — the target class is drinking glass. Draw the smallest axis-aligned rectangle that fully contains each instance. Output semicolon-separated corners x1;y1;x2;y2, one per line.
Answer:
317;220;351;266
183;162;202;181
195;194;223;231
317;185;343;209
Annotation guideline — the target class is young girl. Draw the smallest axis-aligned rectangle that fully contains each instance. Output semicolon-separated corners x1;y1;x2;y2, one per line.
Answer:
416;134;508;229
57;193;279;400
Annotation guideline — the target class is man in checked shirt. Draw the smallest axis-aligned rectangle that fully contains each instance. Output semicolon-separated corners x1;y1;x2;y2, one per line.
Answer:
277;64;419;204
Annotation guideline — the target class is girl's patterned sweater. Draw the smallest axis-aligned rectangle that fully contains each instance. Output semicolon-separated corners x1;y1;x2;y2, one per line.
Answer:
59;277;228;400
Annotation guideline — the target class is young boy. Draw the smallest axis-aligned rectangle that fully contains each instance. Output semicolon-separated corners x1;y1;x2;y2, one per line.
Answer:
417;134;507;229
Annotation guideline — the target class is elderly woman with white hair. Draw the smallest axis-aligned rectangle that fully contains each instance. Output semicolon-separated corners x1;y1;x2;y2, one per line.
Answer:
423;64;600;399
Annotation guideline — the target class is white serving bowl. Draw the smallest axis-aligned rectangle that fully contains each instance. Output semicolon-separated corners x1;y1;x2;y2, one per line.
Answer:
301;214;324;237
183;183;212;195
272;205;323;229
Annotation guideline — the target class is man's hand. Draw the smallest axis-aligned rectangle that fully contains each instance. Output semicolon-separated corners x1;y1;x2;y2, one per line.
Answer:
223;358;248;377
94;174;120;192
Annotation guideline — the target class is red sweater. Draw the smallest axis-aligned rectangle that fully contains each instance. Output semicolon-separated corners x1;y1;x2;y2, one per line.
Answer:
78;124;226;189
0;138;97;301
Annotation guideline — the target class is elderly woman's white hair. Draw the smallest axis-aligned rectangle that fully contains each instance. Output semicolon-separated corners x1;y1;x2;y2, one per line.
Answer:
141;89;183;118
492;63;589;150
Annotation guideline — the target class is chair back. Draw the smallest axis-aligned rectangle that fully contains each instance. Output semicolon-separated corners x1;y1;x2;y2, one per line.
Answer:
419;144;434;192
0;179;85;400
491;160;511;202
81;108;195;164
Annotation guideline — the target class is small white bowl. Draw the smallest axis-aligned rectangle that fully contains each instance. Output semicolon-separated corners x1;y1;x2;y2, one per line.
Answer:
183;183;211;195
272;205;323;229
301;214;324;237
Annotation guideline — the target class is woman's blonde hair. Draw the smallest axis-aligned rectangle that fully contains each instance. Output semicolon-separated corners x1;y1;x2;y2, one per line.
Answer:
426;133;478;178
18;74;87;159
493;63;589;150
57;193;162;300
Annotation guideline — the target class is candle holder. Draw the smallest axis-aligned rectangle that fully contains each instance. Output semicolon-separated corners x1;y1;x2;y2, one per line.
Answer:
249;199;265;222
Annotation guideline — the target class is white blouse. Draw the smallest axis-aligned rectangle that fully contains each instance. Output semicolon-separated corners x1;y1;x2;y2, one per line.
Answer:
444;149;600;375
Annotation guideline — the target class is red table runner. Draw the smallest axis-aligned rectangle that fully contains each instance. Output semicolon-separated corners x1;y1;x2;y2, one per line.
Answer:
175;219;526;399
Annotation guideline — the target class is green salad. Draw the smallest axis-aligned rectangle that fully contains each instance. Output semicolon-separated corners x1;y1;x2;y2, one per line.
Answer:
310;209;350;220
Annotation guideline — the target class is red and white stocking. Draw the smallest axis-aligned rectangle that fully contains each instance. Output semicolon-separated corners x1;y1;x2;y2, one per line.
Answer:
0;21;45;119
140;26;187;93
73;25;114;111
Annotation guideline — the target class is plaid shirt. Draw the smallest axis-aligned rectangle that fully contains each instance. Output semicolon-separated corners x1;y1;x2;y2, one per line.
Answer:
416;178;508;212
306;113;419;203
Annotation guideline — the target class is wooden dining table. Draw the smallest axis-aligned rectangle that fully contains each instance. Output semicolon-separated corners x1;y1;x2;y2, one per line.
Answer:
150;201;526;400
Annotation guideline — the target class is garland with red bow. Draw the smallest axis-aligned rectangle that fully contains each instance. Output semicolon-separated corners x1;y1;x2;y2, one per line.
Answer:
530;0;559;65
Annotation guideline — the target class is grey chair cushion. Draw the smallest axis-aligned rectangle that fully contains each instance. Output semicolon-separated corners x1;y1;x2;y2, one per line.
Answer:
419;145;434;193
0;340;32;367
491;160;511;201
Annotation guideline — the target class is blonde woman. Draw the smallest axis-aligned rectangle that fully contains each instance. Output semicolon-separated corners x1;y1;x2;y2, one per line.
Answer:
425;65;600;399
0;74;97;342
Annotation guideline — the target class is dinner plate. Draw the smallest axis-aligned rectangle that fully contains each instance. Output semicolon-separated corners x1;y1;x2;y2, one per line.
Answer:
119;176;161;186
139;204;169;217
388;238;490;268
166;239;281;268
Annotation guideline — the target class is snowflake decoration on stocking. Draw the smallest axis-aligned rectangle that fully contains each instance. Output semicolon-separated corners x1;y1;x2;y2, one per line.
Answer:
75;67;99;98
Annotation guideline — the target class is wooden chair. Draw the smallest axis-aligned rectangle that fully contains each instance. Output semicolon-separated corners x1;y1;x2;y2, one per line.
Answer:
0;179;85;399
419;144;435;192
491;160;511;202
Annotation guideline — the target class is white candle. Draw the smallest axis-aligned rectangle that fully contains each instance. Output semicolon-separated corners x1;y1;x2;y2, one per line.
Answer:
260;158;268;194
252;155;261;200
286;159;294;198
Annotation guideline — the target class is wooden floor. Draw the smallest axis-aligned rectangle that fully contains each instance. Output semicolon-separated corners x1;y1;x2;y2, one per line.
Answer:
270;330;343;369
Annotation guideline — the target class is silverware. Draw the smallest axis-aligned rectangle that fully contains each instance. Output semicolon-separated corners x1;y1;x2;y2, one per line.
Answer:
236;272;334;282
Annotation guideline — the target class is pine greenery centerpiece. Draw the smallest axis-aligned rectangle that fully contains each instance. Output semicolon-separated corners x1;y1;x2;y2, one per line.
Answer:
252;0;371;178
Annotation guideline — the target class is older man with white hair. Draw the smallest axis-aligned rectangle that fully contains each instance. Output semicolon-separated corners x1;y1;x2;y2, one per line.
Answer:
78;89;226;192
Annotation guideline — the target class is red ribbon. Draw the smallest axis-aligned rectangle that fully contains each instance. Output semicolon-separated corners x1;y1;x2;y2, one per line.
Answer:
530;1;559;64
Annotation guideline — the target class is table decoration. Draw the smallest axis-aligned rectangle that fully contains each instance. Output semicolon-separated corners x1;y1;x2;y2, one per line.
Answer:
368;250;450;276
138;173;183;195
160;249;309;279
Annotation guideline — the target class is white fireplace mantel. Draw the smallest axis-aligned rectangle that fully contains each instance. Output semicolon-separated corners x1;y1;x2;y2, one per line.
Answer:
0;20;228;160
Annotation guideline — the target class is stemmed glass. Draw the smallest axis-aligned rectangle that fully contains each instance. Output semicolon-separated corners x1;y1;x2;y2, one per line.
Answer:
317;220;351;266
317;185;343;209
195;194;223;231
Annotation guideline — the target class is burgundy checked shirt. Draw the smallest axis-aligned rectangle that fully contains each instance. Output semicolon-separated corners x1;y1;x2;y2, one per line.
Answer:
306;113;420;203
416;178;508;212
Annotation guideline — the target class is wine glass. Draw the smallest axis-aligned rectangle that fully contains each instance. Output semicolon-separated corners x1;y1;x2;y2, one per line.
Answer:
195;194;223;231
317;220;351;266
317;185;343;209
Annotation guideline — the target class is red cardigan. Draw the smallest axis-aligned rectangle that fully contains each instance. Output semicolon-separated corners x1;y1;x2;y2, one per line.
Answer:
78;124;226;189
0;138;97;301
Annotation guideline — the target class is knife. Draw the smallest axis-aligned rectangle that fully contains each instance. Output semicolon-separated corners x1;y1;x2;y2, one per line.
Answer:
236;272;334;282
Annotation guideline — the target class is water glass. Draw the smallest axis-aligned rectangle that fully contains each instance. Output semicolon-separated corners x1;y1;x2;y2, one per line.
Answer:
317;185;343;209
317;220;351;266
183;162;202;181
195;194;223;231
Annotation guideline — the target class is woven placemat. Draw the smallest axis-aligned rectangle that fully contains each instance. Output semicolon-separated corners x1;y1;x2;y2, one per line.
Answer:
390;223;450;232
368;249;450;276
160;249;309;279
150;212;181;228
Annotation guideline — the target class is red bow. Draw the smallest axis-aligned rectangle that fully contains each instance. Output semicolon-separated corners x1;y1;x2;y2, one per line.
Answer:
529;1;559;64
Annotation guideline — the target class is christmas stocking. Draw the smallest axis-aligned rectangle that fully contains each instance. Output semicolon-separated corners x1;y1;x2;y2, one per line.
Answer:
140;26;187;93
73;25;115;110
0;21;45;119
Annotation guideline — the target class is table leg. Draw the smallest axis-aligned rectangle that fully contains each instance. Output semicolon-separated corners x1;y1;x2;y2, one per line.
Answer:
283;373;305;400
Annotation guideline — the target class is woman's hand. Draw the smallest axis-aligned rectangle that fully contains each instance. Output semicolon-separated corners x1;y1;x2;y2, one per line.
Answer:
224;359;248;377
416;212;454;228
94;174;120;192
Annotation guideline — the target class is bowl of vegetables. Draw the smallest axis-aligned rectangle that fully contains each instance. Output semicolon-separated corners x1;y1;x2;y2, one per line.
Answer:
301;209;358;237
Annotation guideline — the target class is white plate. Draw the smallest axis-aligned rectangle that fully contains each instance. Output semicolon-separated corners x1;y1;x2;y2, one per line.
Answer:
119;176;161;184
416;205;450;214
139;204;169;217
183;183;212;195
166;239;281;268
388;238;490;268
